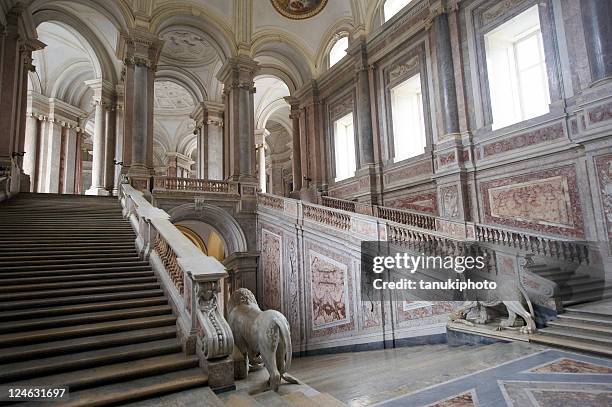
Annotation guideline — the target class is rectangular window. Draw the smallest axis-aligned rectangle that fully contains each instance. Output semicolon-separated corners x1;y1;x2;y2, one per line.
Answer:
334;113;356;181
390;73;426;161
485;5;550;130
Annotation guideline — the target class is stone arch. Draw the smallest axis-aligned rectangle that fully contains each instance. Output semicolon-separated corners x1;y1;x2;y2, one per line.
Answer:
32;9;118;84
167;203;249;255
29;0;133;32
150;6;236;60
155;67;207;103
315;19;354;74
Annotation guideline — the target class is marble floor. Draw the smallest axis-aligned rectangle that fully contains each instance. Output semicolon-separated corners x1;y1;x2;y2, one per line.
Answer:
289;341;612;406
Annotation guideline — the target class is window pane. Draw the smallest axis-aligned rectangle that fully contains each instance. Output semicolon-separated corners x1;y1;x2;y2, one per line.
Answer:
329;37;348;67
334;113;356;181
390;74;426;161
484;5;549;129
384;0;413;22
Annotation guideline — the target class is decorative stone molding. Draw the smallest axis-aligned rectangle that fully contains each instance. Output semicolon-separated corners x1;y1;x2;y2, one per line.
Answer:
194;279;233;360
216;56;260;92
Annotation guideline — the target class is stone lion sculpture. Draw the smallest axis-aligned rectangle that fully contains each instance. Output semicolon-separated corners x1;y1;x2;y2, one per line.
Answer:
227;288;298;392
449;277;536;334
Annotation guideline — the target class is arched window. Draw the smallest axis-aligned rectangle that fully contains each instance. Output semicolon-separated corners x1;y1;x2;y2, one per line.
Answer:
384;0;414;22
329;36;349;68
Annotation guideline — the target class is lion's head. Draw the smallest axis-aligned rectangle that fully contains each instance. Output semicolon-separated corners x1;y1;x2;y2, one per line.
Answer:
228;288;259;313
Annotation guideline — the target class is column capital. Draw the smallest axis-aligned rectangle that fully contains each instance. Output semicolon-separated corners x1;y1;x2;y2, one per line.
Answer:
85;79;116;106
117;29;163;70
254;128;270;145
216;56;260;91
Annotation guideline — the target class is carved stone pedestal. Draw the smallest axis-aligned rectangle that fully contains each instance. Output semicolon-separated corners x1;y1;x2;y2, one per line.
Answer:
206;358;235;393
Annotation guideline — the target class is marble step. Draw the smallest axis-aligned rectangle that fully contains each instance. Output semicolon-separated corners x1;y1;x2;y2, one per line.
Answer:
529;333;612;357
0;338;182;383
0;282;161;303
26;367;208;407
535;326;612;348
0;325;177;364
9;354;202;398
0;254;141;267
0;265;153;280
0;296;168;321
556;313;612;327
122;386;223;407
0;270;154;286
0;289;165;311
562;307;612;322
0;238;137;245
0;259;151;272
0;233;135;241
561;289;612;306
0;304;172;334
0;241;136;251
546;319;612;337
559;283;612;299
0;314;176;348
537;270;588;282
0;250;138;261
0;276;157;294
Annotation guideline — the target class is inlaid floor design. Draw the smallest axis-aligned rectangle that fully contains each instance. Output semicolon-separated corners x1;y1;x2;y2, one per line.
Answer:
377;349;612;407
290;342;612;407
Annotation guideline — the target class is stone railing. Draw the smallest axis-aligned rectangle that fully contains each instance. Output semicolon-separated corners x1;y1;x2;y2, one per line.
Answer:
259;193;285;210
153;176;237;194
303;202;352;230
475;224;591;265
120;183;234;390
376;206;436;231
321;195;436;231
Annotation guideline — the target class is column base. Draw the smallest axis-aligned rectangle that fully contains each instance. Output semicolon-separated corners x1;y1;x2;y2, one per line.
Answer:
85;186;110;196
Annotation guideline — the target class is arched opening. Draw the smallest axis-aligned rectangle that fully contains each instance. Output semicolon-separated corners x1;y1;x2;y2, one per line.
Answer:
253;75;291;195
25;20;108;195
153;80;197;178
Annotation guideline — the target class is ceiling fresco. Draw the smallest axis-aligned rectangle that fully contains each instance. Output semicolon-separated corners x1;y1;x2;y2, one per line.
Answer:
270;0;329;20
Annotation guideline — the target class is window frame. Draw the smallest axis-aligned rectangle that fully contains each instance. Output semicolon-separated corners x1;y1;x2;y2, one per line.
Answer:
326;34;350;70
389;72;427;162
472;0;561;133
382;46;432;166
332;111;357;182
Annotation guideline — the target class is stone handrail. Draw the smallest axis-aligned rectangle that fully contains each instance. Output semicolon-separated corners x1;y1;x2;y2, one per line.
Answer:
303;202;352;230
153;176;237;194
265;193;592;265
475;224;591;265
321;195;436;231
119;183;234;388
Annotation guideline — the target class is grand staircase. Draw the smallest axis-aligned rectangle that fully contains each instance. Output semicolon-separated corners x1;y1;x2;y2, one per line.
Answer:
0;193;208;406
526;263;612;356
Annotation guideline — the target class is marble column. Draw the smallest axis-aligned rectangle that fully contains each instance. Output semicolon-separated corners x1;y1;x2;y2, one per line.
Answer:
0;6;43;196
44;119;63;193
0;8;21;168
114;99;124;193
23;115;39;191
62;127;78;194
191;103;208;179
216;57;259;182
351;41;375;167
119;30;162;191
254;129;269;193
433;7;460;137
286;98;302;193
206;103;224;180
86;100;108;196
104;104;117;193
581;0;612;83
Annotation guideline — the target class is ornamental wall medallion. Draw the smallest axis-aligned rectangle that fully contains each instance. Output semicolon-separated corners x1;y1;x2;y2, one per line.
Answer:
270;0;329;20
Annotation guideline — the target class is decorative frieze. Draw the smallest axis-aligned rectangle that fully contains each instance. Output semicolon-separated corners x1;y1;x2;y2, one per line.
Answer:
480;166;585;237
481;123;565;158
